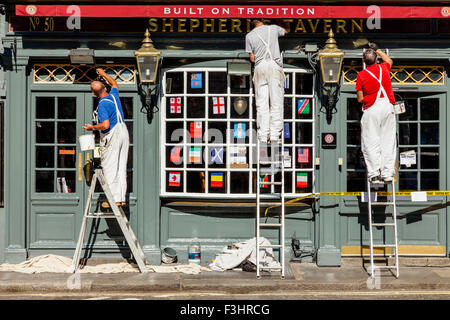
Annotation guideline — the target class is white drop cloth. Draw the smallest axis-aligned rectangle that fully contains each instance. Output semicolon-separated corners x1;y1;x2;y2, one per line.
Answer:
0;254;210;274
209;237;281;272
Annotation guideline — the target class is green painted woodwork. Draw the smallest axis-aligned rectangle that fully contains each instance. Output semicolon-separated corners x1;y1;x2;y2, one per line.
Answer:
1;23;450;265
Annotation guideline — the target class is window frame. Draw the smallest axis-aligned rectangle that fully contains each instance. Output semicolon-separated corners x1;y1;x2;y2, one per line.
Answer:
160;66;316;199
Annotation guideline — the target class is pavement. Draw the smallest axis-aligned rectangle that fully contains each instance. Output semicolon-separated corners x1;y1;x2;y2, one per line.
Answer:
1;257;450;297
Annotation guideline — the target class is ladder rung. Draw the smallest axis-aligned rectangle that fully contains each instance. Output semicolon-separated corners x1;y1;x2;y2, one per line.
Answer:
372;265;397;269
259;223;282;228
372;244;397;248
259;161;283;165
88;213;116;218
260;244;283;248
260;181;283;186
372;223;396;227
371;202;395;206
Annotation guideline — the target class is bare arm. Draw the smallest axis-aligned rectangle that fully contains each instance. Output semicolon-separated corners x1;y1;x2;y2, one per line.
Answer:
249;52;255;63
376;49;393;67
357;91;364;103
96;68;118;90
83;119;110;131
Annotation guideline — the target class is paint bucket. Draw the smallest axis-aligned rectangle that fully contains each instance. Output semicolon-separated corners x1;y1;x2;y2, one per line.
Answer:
161;247;177;264
188;242;201;264
78;134;95;151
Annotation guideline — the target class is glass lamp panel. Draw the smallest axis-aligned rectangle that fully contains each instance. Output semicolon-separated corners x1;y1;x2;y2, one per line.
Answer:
321;57;342;83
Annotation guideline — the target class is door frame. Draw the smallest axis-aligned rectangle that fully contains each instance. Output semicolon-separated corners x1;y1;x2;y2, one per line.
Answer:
26;84;142;254
338;87;448;256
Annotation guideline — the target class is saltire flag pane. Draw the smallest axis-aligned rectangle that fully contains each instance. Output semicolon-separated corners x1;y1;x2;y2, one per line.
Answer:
211;147;224;164
169;97;182;114
296;172;308;188
213;97;225;114
297;98;310;114
210;172;224;187
234;123;246;139
298;148;309;163
170;146;182;164
190;122;202;139
189;147;201;163
169;172;181;187
191;73;202;89
260;174;269;188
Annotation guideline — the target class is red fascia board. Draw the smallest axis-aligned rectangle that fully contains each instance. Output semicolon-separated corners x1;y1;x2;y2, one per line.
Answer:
15;5;450;19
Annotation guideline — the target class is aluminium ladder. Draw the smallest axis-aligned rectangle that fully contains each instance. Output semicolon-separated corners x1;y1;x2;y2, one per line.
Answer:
256;139;286;278
68;169;148;273
366;177;399;278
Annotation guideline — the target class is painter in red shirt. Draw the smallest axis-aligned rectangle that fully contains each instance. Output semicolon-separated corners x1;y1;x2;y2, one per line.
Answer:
356;44;397;184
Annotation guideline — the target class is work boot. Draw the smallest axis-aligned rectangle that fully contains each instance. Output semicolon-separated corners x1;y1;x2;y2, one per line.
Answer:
369;175;383;185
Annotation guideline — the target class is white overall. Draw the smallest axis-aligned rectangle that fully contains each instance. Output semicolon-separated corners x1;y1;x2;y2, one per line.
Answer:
360;65;397;179
253;27;285;142
95;95;130;203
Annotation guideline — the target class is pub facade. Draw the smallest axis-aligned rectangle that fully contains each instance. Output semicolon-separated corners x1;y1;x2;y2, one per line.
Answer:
1;2;450;266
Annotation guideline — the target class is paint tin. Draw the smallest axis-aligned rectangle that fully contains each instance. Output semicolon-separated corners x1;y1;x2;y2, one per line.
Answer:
188;242;201;264
394;101;406;114
78;134;95;151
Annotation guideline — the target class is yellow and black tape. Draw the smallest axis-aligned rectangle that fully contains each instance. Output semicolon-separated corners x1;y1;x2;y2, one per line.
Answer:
264;190;450;216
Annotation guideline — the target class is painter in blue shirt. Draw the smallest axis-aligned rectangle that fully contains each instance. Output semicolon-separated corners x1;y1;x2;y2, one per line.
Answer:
83;68;130;208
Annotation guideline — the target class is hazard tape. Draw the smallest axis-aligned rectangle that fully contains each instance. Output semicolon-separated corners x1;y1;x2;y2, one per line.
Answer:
264;190;450;216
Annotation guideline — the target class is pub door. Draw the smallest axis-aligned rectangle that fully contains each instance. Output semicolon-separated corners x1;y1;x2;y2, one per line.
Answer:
338;92;447;256
28;91;138;256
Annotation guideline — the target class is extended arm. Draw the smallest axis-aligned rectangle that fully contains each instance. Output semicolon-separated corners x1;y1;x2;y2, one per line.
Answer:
376;49;393;67
96;68;118;90
83;119;110;131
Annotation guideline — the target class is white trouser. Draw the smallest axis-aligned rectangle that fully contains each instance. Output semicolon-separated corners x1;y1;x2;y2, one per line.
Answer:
361;99;396;179
253;59;285;142
100;123;130;202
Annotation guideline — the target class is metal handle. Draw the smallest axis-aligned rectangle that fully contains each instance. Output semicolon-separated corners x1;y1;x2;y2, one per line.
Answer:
78;153;83;182
86;153;90;182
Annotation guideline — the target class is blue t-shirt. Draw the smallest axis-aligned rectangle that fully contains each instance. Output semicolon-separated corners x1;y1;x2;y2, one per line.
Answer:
97;88;125;134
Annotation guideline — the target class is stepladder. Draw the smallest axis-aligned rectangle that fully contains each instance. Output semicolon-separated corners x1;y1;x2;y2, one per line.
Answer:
366;177;399;278
68;169;149;273
256;139;286;278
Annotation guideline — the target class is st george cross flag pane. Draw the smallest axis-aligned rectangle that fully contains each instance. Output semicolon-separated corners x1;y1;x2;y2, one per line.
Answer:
297;98;310;114
213;97;225;114
169;97;182;114
169;172;181;187
296;172;308;188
